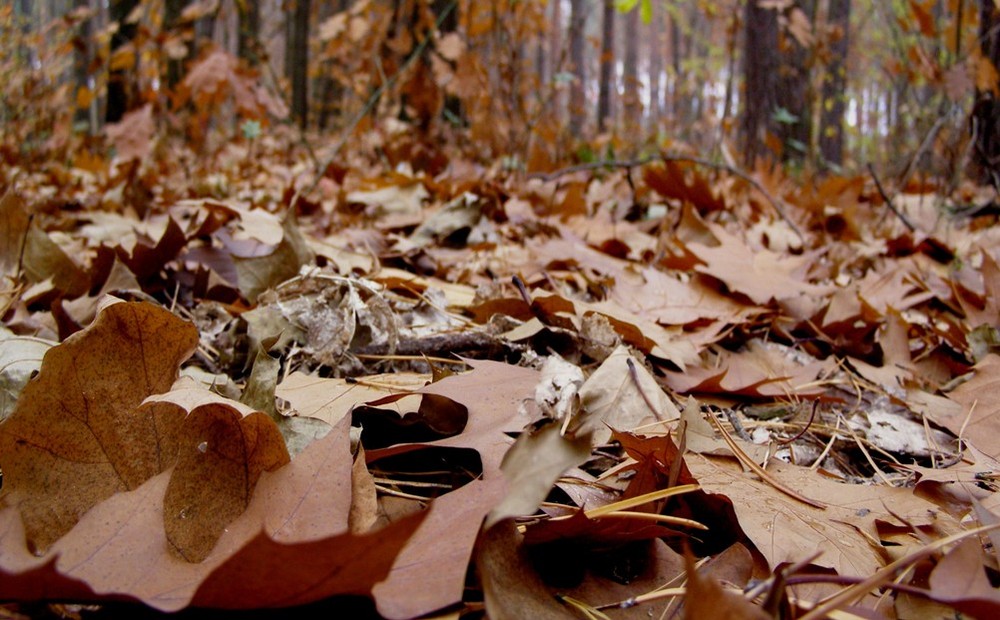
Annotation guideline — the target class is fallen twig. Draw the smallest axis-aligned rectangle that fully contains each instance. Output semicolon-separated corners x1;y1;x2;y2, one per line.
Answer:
706;411;827;509
867;162;917;232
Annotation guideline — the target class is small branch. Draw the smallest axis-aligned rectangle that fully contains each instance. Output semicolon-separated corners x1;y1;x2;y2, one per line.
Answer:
706;411;827;509
353;330;503;359
867;162;916;232
626;358;664;421
526;153;805;244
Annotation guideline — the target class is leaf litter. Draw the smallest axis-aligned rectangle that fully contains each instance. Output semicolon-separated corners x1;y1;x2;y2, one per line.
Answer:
4;126;1000;620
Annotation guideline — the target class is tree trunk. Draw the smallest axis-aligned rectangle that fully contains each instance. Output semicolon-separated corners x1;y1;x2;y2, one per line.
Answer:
774;0;816;165
73;0;98;133
315;0;348;130
550;0;563;122
670;12;681;120
622;6;641;136
819;0;850;168
164;0;188;88
973;0;1000;186
568;0;587;136
741;0;780;165
238;0;261;65
287;0;311;129
648;6;662;132
597;0;615;132
106;0;140;123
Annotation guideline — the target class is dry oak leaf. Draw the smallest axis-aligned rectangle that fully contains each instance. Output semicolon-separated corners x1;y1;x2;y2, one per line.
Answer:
104;103;154;163
366;358;540;473
0;189;89;300
0;416;423;611
162;402;289;562
0;300;198;554
685;223;825;305
364;359;541;618
686;454;956;578
924;537;1000;617
475;520;578;620
275;371;428;428
578;345;681;444
661;340;831;398
944;354;1000;459
682;550;769;620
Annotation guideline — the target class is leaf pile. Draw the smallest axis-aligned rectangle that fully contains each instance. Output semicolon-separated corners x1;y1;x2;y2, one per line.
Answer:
4;130;1000;619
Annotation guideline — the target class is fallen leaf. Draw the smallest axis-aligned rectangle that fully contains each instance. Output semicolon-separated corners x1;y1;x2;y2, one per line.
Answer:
486;421;591;528
924;537;1000;617
0;300;198;553
0;415;421;611
683;549;770;620
0;190;89;300
686;453;955;577
578;345;681;444
686;223;824;305
163;403;289;562
945;354;1000;459
275;370;427;427
0;330;53;422
232;212;314;302
662;340;831;398
476;520;578;620
373;477;506;619
104;104;155;163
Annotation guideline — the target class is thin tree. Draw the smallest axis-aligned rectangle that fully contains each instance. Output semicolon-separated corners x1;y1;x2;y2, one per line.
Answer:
622;5;641;137
741;0;780;164
287;0;311;128
568;0;588;135
106;0;140;123
648;5;663;132
237;0;261;66
973;0;1000;186
598;0;616;132
819;0;850;168
775;0;816;165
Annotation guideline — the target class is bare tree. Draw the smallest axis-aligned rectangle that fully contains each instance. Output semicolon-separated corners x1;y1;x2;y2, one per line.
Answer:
973;0;1000;186
648;6;663;132
568;0;588;135
741;0;780;164
774;1;816;165
623;6;641;134
597;0;616;132
238;0;262;66
287;0;311;128
106;0;140;123
820;0;850;168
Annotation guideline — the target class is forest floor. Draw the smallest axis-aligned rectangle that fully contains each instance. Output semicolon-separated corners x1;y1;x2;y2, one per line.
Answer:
3;116;1000;620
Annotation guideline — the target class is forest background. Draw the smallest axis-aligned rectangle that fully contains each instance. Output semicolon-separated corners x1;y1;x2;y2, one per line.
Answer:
7;0;1000;185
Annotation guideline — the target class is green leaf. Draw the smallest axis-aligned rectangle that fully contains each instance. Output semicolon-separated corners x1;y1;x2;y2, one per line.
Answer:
615;0;639;13
640;0;653;23
241;120;261;140
772;106;799;125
